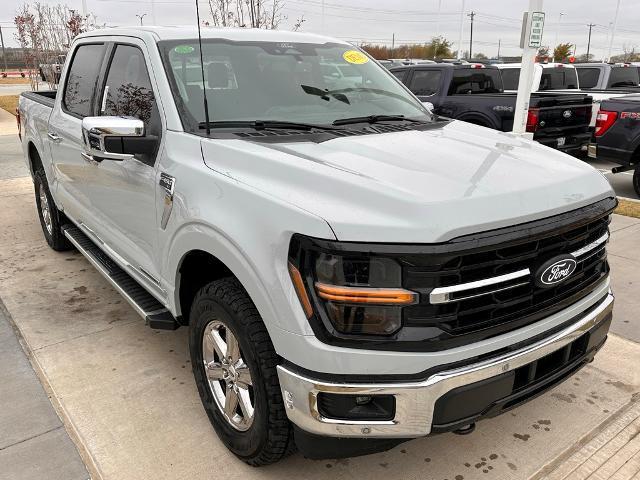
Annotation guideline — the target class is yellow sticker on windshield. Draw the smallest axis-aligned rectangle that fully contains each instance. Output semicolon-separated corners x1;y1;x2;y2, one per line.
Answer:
343;50;369;65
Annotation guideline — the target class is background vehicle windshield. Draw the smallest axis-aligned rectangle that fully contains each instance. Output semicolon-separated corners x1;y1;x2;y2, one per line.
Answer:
159;40;430;131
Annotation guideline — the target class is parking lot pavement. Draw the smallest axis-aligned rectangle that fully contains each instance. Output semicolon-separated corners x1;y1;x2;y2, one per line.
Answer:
0;173;638;479
583;156;639;200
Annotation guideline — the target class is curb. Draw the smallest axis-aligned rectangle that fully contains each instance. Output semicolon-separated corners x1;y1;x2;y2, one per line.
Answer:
0;297;103;480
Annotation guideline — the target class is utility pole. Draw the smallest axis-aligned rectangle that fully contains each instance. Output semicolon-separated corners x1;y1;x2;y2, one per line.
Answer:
468;11;475;59
436;0;442;38
391;33;395;58
136;13;146;25
497;39;501;61
457;0;466;59
0;26;7;73
586;23;595;61
607;0;621;62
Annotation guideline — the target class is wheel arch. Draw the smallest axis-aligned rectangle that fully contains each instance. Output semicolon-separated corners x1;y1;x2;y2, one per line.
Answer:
457;113;498;129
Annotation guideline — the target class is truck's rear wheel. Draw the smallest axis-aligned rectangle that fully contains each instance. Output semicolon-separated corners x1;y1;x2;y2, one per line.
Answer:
34;169;73;251
633;165;640;198
189;277;294;466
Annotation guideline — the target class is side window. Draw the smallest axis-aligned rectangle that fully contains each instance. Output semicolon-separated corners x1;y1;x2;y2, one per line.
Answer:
102;44;161;164
577;68;600;89
500;68;520;90
391;70;407;83
102;45;158;128
63;44;106;117
409;70;442;96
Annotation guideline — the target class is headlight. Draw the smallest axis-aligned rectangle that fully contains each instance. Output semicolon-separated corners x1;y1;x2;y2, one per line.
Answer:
288;234;417;337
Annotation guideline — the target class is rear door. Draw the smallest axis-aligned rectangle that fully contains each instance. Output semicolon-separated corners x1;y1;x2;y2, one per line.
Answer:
49;42;107;221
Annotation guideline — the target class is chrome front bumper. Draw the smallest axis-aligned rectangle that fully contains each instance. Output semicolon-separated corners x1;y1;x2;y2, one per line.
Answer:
277;291;614;438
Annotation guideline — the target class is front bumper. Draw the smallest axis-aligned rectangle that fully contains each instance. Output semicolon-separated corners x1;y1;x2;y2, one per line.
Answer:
277;290;613;439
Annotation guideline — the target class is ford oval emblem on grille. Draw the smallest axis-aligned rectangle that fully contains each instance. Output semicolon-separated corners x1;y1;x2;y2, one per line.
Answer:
535;255;577;288
563;110;572;118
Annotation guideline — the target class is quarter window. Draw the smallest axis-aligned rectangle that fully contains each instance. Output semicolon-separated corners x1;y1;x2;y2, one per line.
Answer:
63;44;106;117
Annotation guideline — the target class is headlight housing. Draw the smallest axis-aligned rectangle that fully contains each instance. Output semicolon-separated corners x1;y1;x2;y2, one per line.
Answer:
288;234;418;338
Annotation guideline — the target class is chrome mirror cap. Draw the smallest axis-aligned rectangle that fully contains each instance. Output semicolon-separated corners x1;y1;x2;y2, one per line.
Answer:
81;116;144;161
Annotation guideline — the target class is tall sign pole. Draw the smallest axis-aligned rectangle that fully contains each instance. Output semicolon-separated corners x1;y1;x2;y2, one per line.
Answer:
513;0;544;136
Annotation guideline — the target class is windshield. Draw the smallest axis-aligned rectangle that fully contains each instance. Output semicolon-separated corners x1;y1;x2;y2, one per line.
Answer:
608;66;640;88
159;40;431;131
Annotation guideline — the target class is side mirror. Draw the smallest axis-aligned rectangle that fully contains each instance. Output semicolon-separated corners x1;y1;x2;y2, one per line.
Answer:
81;116;145;161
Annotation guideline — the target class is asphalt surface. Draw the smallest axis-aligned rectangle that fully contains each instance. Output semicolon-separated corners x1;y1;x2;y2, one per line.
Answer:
582;155;639;199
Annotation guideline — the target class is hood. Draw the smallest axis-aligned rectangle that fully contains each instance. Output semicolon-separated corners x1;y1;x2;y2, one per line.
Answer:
201;121;614;243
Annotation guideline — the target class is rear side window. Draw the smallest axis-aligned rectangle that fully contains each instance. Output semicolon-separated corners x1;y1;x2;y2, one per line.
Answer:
391;69;407;82
608;67;640;88
449;68;503;94
63;44;106;117
409;70;442;96
500;68;520;90
577;68;600;89
539;67;578;90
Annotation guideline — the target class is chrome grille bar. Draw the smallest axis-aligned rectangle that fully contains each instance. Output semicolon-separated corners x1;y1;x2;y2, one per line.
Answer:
429;269;530;305
429;231;609;305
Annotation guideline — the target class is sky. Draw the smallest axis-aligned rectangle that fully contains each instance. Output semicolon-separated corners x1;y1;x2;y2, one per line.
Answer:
1;0;639;59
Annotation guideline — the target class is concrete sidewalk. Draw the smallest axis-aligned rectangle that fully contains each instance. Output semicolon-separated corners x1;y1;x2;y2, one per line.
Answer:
0;302;89;480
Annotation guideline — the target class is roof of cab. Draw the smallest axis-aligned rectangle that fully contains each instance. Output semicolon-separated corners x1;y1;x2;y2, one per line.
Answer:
76;26;350;45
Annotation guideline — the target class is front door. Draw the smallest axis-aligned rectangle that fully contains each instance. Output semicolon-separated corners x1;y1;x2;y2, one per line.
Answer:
83;41;165;295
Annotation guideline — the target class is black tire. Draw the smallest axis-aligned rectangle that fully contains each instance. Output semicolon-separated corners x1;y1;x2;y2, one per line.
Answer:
189;277;295;466
633;165;640;198
33;169;73;251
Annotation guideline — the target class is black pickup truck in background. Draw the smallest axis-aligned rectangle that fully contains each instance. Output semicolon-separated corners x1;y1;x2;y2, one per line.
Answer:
391;63;593;154
590;94;640;196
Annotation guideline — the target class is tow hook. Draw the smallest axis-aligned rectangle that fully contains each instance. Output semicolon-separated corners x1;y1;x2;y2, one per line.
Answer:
453;423;476;436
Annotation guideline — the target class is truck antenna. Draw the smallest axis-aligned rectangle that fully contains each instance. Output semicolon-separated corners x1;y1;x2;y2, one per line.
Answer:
195;0;211;135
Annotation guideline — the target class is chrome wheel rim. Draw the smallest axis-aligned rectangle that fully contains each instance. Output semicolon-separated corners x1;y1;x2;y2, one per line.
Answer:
202;320;255;431
39;182;53;236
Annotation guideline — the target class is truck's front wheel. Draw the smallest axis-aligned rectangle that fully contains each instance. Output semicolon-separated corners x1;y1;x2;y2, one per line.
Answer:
34;169;72;251
633;165;640;197
189;278;294;466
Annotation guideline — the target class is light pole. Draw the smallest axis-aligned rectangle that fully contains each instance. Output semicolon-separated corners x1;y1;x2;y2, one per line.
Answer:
468;11;475;59
586;23;595;61
457;0;466;59
607;0;621;62
136;13;147;26
553;12;563;61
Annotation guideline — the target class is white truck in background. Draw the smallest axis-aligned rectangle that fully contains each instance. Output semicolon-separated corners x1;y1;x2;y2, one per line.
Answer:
17;27;616;465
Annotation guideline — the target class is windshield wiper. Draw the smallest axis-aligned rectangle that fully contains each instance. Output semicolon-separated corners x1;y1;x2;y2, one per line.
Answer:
198;120;344;132
332;114;426;126
301;85;350;104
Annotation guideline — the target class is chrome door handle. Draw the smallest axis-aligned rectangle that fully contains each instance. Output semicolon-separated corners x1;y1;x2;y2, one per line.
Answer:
47;132;62;142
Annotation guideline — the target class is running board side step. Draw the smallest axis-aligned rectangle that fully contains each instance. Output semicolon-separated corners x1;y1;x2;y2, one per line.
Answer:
63;225;179;330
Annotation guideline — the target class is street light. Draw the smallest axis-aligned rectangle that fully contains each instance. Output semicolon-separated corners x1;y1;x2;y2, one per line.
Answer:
136;13;147;26
553;12;563;62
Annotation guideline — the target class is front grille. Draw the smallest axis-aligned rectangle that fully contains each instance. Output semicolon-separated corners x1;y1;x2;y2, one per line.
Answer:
401;198;614;350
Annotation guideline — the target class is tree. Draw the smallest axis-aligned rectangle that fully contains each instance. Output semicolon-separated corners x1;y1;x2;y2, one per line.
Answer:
576;53;594;62
473;52;488;59
207;0;287;29
553;43;574;62
361;37;453;61
14;2;96;90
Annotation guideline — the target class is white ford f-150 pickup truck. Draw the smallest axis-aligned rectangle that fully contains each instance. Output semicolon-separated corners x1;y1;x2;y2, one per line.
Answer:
18;27;616;465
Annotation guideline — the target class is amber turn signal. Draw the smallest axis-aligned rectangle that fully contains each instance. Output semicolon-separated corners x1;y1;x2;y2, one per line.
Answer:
288;262;314;318
315;283;418;305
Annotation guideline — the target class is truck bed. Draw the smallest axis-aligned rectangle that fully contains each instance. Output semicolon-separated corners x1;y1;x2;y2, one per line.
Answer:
21;90;57;109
